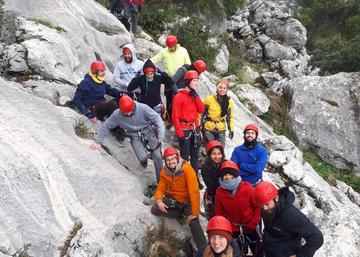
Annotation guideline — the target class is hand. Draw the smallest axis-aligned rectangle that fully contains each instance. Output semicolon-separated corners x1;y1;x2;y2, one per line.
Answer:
189;88;198;98
90;143;101;151
186;215;198;222
90;117;97;124
157;201;168;213
289;255;296;257
229;131;234;139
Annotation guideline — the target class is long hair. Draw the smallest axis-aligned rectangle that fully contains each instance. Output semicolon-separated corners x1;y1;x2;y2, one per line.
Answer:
202;244;233;257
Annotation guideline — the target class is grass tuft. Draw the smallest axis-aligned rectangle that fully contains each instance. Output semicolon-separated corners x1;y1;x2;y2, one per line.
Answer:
30;18;66;32
58;222;83;257
74;119;94;139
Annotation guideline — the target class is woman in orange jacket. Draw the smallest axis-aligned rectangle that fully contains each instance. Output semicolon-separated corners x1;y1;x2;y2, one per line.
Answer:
151;146;207;250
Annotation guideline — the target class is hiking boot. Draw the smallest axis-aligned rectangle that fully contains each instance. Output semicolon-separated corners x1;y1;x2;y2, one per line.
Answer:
140;159;148;169
142;197;153;206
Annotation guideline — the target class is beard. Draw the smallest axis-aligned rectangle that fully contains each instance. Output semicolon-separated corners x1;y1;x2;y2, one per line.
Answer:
261;205;277;226
124;56;132;63
243;136;257;147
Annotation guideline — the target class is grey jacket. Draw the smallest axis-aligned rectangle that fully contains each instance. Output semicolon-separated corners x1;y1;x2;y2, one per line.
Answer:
96;102;165;144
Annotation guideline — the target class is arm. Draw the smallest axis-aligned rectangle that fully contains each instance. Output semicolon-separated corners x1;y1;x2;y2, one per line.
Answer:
200;163;218;193
230;148;239;166
95;111;121;144
73;81;95;119
247;187;261;231
172;66;186;85
113;63;128;87
194;97;205;114
150;50;164;65
184;164;200;216
183;48;191;65
227;99;234;132
105;82;121;98
214;188;224;216
171;95;184;138
153;171;167;201
161;72;178;95
239;147;268;175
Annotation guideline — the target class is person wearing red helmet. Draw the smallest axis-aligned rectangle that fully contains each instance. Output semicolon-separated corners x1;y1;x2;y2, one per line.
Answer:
215;160;261;256
254;181;323;257
230;124;268;187
123;0;143;36
202;79;234;147
73;60;123;124
151;146;207;250
90;95;165;182
200;140;225;219
173;59;207;89
196;216;241;257
172;70;205;188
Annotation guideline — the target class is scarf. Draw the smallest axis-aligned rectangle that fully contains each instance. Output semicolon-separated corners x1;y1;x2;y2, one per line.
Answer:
216;94;230;117
219;176;242;195
89;71;105;83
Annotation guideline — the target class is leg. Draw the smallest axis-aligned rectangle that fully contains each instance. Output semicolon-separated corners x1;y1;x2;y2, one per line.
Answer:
123;4;130;19
203;130;216;143
246;230;261;257
179;130;191;162
95;100;118;120
130;135;148;164
217;131;226;147
143;126;162;181
189;134;200;172
165;93;173;122
184;205;207;250
130;9;138;34
151;148;163;182
151;204;183;219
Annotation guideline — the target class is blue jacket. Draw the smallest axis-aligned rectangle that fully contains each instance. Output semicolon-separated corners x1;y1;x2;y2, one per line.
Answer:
73;73;120;118
230;143;268;185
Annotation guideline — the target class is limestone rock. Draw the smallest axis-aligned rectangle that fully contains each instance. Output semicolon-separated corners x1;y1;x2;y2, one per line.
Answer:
246;41;263;63
234;83;270;116
213;44;229;74
1;43;28;73
257;71;283;87
239;65;260;83
264;39;297;62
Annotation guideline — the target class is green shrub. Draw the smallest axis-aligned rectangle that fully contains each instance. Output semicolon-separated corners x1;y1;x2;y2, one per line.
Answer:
304;151;360;192
74;119;94;139
58;222;83;257
94;0;108;8
30;18;66;32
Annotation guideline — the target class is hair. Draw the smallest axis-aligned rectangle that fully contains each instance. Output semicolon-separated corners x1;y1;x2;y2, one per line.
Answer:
207;146;225;160
202;244;233;257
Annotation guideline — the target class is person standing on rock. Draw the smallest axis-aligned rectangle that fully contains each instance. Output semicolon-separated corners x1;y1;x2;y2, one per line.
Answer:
254;181;324;257
172;70;205;188
214;160;261;256
201;79;234;147
73;60;123;123
173;59;207;89
127;59;177;118
90;95;165;182
151;146;207;251
124;0;143;36
230;124;268;187
113;44;144;97
151;35;191;124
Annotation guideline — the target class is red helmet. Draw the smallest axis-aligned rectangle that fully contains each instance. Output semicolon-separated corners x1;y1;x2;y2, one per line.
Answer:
206;140;223;155
193;60;206;73
244;124;259;135
207;216;232;240
119;95;135;115
166;35;178;47
184;70;199;80
220;160;239;172
90;61;106;72
163;147;179;161
254;181;278;205
217;79;229;88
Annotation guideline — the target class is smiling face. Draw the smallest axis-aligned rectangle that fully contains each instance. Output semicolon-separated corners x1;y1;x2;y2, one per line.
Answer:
244;129;257;142
165;155;178;169
209;235;228;253
188;78;199;90
210;147;223;164
145;71;155;80
216;83;228;96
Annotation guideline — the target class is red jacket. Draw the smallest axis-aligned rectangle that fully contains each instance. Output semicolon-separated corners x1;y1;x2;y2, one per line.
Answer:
124;0;142;6
172;90;205;138
215;181;260;232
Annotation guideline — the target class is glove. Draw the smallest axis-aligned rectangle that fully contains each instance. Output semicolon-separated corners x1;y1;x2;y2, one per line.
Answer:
229;131;234;139
189;88;198;98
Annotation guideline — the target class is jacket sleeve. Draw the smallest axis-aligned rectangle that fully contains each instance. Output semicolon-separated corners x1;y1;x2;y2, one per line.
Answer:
194;97;205;114
184;49;191;65
127;77;139;93
73;81;95;119
161;73;178;95
95;111;121;144
171;94;184;138
105;83;121;98
113;63;128;87
247;187;261;231
214;188;225;216
286;208;324;257
172;66;186;85
154;170;167;201
144;105;165;142
230;148;240;167
151;50;164;65
201;164;218;193
184;164;200;216
226;99;234;132
239;147;268;175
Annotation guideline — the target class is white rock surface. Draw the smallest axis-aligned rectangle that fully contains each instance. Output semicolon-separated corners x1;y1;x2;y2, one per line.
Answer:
213;44;229;74
234;83;270;116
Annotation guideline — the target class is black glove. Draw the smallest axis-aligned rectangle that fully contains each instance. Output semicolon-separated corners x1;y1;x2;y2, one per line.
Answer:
229;131;234;139
189;88;198;98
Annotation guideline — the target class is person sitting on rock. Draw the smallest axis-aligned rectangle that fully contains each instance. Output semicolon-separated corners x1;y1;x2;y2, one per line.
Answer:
151;35;191;123
254;181;324;257
215;160;261;256
201;140;225;219
90;95;164;182
196;216;241;257
113;44;144;97
172;70;205;189
173;59;207;89
201;79;234;147
73;60;122;123
230;124;268;187
127;59;177;119
151;146;207;251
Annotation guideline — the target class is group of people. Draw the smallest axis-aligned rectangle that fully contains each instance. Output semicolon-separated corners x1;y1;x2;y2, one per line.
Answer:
72;34;324;256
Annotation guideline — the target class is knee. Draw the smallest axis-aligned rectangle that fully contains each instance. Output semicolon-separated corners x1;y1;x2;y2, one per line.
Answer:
151;204;161;216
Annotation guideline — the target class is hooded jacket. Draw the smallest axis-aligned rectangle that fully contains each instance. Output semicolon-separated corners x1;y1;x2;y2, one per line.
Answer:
73;73;120;119
215;181;260;233
172;89;205;138
262;187;324;257
203;95;234;132
200;159;222;195
151;44;191;77
113;43;144;91
127;59;177;108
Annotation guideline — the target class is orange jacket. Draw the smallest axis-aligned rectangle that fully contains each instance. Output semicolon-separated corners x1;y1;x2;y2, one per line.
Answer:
154;162;200;216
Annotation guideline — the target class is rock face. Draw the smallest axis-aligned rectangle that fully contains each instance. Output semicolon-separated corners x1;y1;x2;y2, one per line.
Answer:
213;44;229;74
288;72;360;173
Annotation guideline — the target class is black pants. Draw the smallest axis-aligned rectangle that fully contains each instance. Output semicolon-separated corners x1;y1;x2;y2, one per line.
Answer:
233;230;260;257
151;199;207;250
165;92;173;123
94;99;118;120
179;129;200;172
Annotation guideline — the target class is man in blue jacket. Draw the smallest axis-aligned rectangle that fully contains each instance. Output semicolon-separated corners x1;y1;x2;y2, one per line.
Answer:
230;124;268;187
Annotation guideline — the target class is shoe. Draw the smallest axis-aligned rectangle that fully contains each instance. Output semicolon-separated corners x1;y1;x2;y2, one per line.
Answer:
140;159;148;169
111;126;126;142
197;179;204;190
142;197;153;206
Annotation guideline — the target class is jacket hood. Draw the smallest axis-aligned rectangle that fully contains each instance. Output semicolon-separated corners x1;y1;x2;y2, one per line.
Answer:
122;43;138;63
143;59;156;71
178;88;190;95
278;187;295;211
